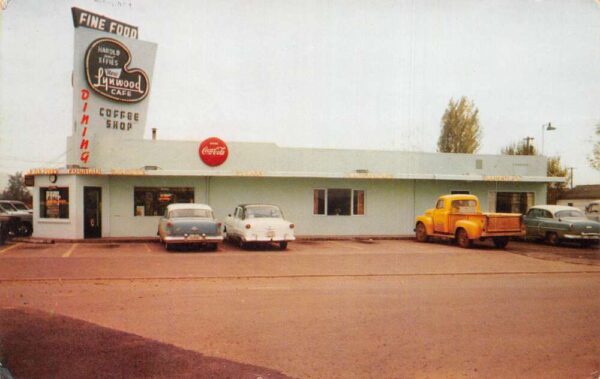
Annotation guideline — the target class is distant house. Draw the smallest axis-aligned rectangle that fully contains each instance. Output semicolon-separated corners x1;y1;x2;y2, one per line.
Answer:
557;185;600;210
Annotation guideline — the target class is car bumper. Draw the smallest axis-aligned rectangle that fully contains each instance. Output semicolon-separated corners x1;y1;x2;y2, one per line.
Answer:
481;231;525;238
563;233;600;240
163;235;223;244
242;235;296;243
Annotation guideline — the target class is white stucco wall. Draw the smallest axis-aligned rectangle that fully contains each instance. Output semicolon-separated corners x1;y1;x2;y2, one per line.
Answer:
33;174;546;239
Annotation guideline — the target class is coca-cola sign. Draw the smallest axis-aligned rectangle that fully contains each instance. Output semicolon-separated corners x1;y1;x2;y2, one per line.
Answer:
85;38;150;103
199;137;228;167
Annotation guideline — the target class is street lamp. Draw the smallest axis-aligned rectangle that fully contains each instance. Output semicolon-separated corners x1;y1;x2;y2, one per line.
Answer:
541;122;556;155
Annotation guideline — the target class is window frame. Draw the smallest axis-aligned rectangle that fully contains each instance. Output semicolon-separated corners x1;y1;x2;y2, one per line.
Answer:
39;187;70;220
312;188;366;217
133;187;195;217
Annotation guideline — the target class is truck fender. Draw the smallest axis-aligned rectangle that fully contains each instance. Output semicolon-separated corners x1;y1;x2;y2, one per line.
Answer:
454;220;481;239
415;216;434;236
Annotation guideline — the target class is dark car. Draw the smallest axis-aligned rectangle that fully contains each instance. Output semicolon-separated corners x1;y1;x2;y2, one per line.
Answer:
524;205;600;247
157;203;223;251
0;201;30;237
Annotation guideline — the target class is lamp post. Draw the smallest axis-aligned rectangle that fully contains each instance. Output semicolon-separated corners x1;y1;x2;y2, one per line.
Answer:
541;122;556;155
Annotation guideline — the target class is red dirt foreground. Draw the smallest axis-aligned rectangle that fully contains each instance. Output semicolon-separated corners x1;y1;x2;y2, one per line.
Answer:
0;307;293;379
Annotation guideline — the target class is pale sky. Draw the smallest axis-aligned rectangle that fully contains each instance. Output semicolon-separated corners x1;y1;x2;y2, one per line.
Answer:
1;0;599;184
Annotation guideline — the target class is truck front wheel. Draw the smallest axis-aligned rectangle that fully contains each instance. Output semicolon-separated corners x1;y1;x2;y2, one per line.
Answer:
493;237;509;249
415;223;429;242
456;228;472;249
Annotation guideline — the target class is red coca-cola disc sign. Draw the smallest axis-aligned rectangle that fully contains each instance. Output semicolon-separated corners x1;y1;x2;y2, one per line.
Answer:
199;137;228;166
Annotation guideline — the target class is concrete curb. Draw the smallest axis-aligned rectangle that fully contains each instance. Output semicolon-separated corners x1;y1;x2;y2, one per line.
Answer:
13;235;416;244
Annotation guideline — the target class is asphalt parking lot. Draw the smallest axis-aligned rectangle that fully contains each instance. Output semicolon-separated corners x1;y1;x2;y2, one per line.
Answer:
1;239;599;378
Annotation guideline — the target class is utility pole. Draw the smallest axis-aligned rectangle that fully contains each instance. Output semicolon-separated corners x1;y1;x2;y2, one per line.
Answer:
567;167;575;189
523;136;535;155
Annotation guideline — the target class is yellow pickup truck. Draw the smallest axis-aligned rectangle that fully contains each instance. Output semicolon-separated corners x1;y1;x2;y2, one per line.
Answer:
415;194;525;248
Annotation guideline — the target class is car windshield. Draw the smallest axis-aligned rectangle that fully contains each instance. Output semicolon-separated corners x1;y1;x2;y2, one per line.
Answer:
11;202;29;211
245;206;282;218
0;203;18;211
555;210;584;218
169;209;213;218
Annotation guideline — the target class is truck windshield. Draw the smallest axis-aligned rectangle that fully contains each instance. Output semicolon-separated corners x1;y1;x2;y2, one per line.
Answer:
451;200;477;214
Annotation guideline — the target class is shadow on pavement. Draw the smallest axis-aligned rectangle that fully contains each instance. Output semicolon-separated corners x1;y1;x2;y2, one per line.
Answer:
0;307;292;379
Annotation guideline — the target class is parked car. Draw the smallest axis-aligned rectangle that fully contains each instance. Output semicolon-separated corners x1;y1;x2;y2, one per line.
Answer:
585;201;600;222
6;200;33;215
157;203;223;251
224;204;295;250
523;205;600;247
0;209;11;245
0;201;32;237
415;194;525;248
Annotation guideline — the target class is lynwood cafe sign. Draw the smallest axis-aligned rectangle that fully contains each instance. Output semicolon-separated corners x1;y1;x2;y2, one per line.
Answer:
85;38;150;103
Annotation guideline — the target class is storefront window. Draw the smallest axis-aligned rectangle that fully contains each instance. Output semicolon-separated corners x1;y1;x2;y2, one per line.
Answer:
353;190;365;215
313;189;365;216
134;187;194;216
495;192;534;214
313;189;325;215
40;187;69;219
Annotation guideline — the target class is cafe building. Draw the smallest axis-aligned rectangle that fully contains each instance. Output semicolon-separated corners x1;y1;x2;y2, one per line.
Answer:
29;136;560;240
26;7;563;240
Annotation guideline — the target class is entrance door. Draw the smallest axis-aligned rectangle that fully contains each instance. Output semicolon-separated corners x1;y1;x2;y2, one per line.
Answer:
84;187;101;239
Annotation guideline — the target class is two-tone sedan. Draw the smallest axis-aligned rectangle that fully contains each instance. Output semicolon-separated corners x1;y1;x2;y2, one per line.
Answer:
524;205;600;247
223;204;295;250
158;203;223;251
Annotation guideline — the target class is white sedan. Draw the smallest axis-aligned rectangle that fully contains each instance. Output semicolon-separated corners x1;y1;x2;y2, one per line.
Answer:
224;204;295;250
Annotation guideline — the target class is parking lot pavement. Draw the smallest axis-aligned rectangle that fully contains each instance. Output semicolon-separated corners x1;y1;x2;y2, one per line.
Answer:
0;239;599;283
1;238;600;378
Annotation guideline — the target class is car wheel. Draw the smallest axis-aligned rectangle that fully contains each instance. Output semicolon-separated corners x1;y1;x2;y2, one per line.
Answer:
18;222;32;237
238;238;245;249
164;242;172;252
415;222;429;242
456;228;472;249
492;237;509;249
209;243;218;251
579;240;592;248
279;241;288;250
546;232;560;246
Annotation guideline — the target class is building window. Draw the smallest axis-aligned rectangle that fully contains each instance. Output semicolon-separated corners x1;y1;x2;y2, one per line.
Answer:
313;188;365;216
312;189;324;215
353;190;365;215
40;187;69;219
451;190;470;195
495;192;534;214
134;187;194;216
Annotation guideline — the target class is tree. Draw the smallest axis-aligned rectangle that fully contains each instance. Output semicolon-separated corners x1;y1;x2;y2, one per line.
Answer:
437;96;482;154
589;123;600;170
500;140;537;156
546;157;570;204
0;172;32;205
500;143;569;204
